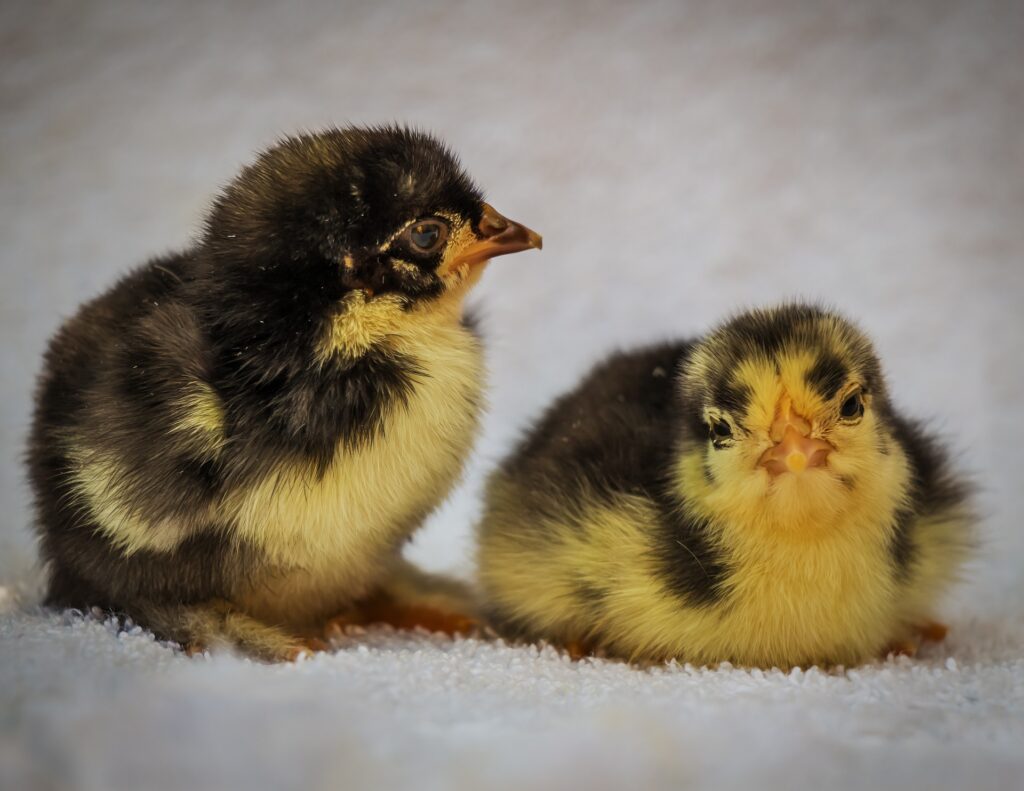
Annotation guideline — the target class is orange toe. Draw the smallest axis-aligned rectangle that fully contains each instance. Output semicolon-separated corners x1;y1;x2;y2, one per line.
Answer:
285;637;330;662
885;638;918;658
918;621;948;642
324;614;359;638
381;604;476;636
325;595;477;639
564;639;592;661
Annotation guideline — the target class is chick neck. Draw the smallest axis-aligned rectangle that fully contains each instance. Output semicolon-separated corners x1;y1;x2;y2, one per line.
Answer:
315;271;480;365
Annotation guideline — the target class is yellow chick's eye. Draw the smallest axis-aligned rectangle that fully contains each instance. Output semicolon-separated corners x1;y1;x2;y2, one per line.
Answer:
709;419;734;448
403;219;449;254
839;390;865;422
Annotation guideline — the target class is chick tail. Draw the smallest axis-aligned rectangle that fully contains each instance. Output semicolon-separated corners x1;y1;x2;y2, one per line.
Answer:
135;600;318;662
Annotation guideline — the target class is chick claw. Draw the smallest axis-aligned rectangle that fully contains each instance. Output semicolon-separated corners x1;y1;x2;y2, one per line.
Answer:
884;638;918;658
285;637;330;662
324;597;477;640
564;639;593;661
186;636;328;662
883;621;949;659
185;642;207;658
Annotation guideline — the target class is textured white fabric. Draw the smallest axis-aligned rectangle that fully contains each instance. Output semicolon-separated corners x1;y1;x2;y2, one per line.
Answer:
3;604;1024;791
2;1;1022;789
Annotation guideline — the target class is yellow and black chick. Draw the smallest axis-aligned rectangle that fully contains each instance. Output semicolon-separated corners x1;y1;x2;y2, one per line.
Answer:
477;304;972;668
29;125;541;661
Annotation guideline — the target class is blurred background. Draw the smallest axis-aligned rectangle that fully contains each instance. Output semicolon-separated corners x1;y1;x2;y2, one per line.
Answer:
2;0;1022;617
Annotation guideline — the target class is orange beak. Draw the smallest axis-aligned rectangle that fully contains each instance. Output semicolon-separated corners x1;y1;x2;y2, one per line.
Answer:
759;396;833;476
447;203;542;271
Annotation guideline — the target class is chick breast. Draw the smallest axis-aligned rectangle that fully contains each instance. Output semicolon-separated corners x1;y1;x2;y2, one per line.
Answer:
229;302;484;626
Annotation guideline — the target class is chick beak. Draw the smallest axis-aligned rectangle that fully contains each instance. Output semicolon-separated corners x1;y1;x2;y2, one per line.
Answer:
446;203;542;271
759;397;833;476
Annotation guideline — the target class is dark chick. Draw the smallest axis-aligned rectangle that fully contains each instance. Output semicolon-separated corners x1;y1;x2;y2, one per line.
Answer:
477;304;972;668
29;126;541;661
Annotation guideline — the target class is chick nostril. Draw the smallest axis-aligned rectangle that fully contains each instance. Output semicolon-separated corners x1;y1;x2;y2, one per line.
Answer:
479;204;509;237
771;410;812;443
481;216;507;235
809;447;830;468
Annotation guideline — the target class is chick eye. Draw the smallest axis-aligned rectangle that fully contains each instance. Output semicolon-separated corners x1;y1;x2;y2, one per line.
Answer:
840;391;865;421
404;219;449;254
709;419;733;446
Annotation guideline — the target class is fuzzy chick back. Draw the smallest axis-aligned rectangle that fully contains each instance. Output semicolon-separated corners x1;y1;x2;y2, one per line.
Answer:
477;304;973;668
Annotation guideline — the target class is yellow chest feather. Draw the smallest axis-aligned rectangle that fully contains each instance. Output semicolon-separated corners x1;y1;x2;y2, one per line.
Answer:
67;291;483;626
650;448;912;666
707;524;900;666
582;494;904;667
228;316;483;624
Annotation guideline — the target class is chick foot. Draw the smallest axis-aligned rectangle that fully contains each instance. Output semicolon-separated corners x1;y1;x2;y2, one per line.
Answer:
139;600;323;663
324;592;477;639
884;638;918;658
283;636;330;661
563;638;596;661
882;621;950;659
185;635;326;662
918;621;948;642
324;556;480;639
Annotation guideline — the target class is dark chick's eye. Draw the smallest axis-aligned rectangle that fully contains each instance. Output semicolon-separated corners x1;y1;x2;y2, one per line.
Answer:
709;420;733;444
840;391;865;421
404;219;449;254
411;224;439;249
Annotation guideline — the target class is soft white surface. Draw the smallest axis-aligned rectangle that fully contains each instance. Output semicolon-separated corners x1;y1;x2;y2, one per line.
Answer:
2;1;1022;789
2;606;1024;791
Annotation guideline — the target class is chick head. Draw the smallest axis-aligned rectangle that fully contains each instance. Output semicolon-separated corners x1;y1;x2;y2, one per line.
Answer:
679;304;904;532
203;126;541;308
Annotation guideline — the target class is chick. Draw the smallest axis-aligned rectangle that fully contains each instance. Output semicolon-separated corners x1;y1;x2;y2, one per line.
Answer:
477;304;972;668
29;126;541;661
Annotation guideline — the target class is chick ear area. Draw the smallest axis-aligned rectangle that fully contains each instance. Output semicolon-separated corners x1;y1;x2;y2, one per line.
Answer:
341;251;444;300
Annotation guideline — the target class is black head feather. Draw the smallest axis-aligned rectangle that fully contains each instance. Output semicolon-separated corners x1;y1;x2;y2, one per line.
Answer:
199;126;484;316
680;303;889;440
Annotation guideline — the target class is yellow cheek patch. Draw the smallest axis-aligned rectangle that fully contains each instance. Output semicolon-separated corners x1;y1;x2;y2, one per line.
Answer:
318;292;407;362
436;221;479;280
390;259;424;277
320;219;483;363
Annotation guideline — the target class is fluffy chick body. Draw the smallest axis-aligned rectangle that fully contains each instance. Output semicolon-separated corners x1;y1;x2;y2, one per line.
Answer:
478;305;972;668
30;126;540;659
